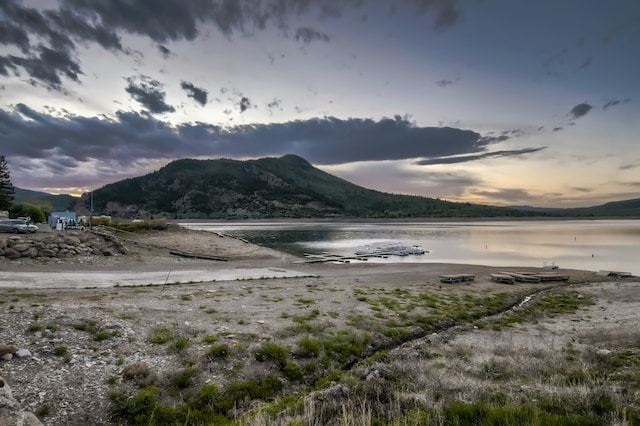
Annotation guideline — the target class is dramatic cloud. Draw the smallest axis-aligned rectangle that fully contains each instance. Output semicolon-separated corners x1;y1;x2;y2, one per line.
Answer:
0;0;122;89
125;75;175;114
1;0;461;91
180;81;208;106
0;106;505;178
9;46;83;89
568;102;593;119
295;27;330;44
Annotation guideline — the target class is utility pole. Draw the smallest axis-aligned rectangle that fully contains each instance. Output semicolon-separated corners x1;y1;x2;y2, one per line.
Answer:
90;190;93;230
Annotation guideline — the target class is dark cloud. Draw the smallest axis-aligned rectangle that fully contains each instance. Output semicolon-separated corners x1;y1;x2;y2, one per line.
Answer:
571;187;593;193
568;103;593;119
239;96;252;113
0;56;17;76
404;0;461;31
552;127;563;132
580;57;592;69
180;81;208;106
158;44;171;58
415;147;545;166
0;0;123;89
267;98;282;110
436;79;453;87
61;0;209;42
619;163;639;171
295;27;330;44
7;46;83;89
125;75;175;114
0;20;31;51
2;0;461;91
45;7;123;51
603;98;631;110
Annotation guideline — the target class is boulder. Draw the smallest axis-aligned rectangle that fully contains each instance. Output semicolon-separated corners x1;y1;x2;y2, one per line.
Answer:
15;349;32;358
10;243;32;253
37;249;56;257
0;344;17;356
0;376;44;426
3;248;21;260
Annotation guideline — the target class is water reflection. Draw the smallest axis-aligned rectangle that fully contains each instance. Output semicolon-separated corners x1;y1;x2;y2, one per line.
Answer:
182;220;639;275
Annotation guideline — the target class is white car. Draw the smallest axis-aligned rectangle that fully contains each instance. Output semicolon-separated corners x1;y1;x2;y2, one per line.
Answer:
0;219;38;233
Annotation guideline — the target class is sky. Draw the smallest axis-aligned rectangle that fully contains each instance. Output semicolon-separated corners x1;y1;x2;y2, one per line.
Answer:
1;0;639;208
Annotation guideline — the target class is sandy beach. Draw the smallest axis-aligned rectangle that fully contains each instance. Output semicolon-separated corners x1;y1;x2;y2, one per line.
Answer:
1;226;638;425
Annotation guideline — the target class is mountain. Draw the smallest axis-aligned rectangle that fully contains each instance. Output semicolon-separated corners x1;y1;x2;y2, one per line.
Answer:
511;198;640;217
14;187;78;211
74;154;531;219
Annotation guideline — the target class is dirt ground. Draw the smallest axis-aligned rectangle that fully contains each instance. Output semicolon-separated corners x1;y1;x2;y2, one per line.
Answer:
0;226;637;425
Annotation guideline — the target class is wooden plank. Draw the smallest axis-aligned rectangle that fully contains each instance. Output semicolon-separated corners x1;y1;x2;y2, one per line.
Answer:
169;250;228;261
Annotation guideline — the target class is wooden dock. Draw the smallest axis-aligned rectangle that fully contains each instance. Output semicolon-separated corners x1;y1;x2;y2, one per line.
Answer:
495;271;569;283
491;273;515;284
439;274;475;284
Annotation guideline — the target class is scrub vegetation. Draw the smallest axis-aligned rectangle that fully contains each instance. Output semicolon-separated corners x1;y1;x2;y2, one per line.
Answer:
103;280;639;425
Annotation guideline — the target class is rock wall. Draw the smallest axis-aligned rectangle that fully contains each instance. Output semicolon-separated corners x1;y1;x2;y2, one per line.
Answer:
0;230;127;260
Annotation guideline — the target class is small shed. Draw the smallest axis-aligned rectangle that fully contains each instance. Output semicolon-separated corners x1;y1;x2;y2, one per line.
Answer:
48;211;77;230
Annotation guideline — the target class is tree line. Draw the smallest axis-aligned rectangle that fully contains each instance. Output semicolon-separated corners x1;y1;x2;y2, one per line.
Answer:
0;155;47;223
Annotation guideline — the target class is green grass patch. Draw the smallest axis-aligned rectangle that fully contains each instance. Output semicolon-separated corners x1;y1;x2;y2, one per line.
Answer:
148;325;174;344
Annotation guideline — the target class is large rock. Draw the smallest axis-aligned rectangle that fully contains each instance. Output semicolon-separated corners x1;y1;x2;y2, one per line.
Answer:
37;248;56;257
3;248;20;260
0;344;17;356
0;376;44;426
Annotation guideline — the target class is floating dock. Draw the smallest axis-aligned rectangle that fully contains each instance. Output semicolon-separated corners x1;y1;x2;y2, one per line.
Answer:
491;273;515;284
439;274;475;284
495;271;569;283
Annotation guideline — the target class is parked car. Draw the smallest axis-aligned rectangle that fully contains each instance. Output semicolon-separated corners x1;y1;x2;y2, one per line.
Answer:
0;219;38;234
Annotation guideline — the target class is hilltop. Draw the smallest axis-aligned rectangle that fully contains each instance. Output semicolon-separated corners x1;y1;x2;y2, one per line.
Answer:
72;155;527;219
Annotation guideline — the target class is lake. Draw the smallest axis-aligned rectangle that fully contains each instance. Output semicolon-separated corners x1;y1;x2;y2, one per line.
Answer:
179;219;640;276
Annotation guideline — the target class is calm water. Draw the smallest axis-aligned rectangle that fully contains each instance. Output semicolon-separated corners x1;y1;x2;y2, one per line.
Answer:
180;220;640;276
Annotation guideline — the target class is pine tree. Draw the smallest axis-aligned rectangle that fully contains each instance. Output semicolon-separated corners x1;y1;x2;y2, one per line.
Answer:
0;155;15;210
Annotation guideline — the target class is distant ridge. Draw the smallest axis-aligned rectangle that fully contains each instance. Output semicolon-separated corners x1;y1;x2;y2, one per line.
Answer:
14;187;77;211
511;198;640;217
